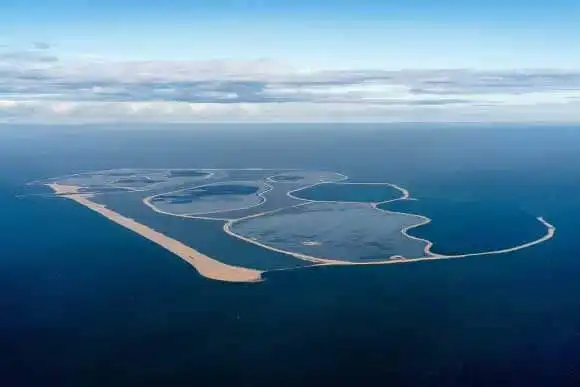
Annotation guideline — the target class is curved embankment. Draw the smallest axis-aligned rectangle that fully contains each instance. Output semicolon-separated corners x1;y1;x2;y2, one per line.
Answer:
222;180;427;265
142;171;345;221
224;212;555;268
47;183;263;283
143;180;273;220
371;184;438;257
224;181;556;267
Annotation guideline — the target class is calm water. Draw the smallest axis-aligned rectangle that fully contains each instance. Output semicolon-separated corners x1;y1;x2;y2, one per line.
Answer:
2;124;580;387
293;182;402;202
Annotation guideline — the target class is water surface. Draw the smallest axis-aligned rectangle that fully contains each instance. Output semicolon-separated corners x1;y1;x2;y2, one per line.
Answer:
2;124;580;387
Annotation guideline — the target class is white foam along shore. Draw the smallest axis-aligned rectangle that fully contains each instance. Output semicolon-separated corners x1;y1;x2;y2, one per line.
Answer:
47;183;263;283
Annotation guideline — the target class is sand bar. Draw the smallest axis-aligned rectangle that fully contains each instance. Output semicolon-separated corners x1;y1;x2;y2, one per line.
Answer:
47;183;263;283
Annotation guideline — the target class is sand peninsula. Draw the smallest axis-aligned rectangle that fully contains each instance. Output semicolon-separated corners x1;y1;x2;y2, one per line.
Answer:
47;183;263;283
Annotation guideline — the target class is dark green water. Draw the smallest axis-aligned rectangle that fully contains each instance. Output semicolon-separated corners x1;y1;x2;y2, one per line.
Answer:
2;124;580;387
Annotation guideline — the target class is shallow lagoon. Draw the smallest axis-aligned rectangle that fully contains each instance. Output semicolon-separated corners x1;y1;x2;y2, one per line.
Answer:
167;169;210;177
268;171;345;185
150;181;269;215
33;166;553;266
230;202;428;260
293;182;403;203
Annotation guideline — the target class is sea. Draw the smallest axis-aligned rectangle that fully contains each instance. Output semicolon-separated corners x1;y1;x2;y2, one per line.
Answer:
2;124;580;387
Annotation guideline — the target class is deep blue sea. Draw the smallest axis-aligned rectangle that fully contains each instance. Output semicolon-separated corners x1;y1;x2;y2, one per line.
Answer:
2;124;580;387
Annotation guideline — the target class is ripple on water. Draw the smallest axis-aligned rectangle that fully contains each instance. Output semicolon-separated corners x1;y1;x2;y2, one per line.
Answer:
229;202;429;261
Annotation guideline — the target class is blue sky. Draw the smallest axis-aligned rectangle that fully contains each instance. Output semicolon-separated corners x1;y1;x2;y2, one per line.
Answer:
3;0;580;68
1;0;580;123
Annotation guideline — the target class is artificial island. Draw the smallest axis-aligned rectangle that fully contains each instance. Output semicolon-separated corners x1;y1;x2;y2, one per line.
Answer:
27;168;556;283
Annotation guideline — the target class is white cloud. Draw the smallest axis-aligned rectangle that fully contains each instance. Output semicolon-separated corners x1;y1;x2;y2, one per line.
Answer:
2;44;580;123
3;100;580;124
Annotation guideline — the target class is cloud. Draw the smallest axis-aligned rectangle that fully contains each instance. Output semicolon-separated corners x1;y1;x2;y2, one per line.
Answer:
33;42;51;50
1;44;580;123
0;50;58;64
4;100;580;124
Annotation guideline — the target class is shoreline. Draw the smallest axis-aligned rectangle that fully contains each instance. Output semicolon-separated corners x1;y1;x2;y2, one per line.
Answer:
143;171;349;221
143;179;274;220
224;179;557;267
40;170;558;283
47;183;263;283
224;213;556;267
372;188;440;257
141;171;347;221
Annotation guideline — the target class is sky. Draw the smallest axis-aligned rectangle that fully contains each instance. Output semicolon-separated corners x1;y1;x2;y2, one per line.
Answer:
1;0;580;123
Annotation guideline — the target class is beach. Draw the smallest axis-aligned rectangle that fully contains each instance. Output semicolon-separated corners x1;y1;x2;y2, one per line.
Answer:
47;183;263;283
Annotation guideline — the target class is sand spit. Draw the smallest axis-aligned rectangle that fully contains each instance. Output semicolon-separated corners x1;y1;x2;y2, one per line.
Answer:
47;184;263;283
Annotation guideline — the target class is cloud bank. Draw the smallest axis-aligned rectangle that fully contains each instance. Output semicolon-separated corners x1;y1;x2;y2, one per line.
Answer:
2;44;580;123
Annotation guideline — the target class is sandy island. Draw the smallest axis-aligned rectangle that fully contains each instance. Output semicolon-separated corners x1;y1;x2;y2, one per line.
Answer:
44;173;557;283
47;183;263;283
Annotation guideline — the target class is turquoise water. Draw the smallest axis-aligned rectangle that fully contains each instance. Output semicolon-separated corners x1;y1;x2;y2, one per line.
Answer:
2;125;580;386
